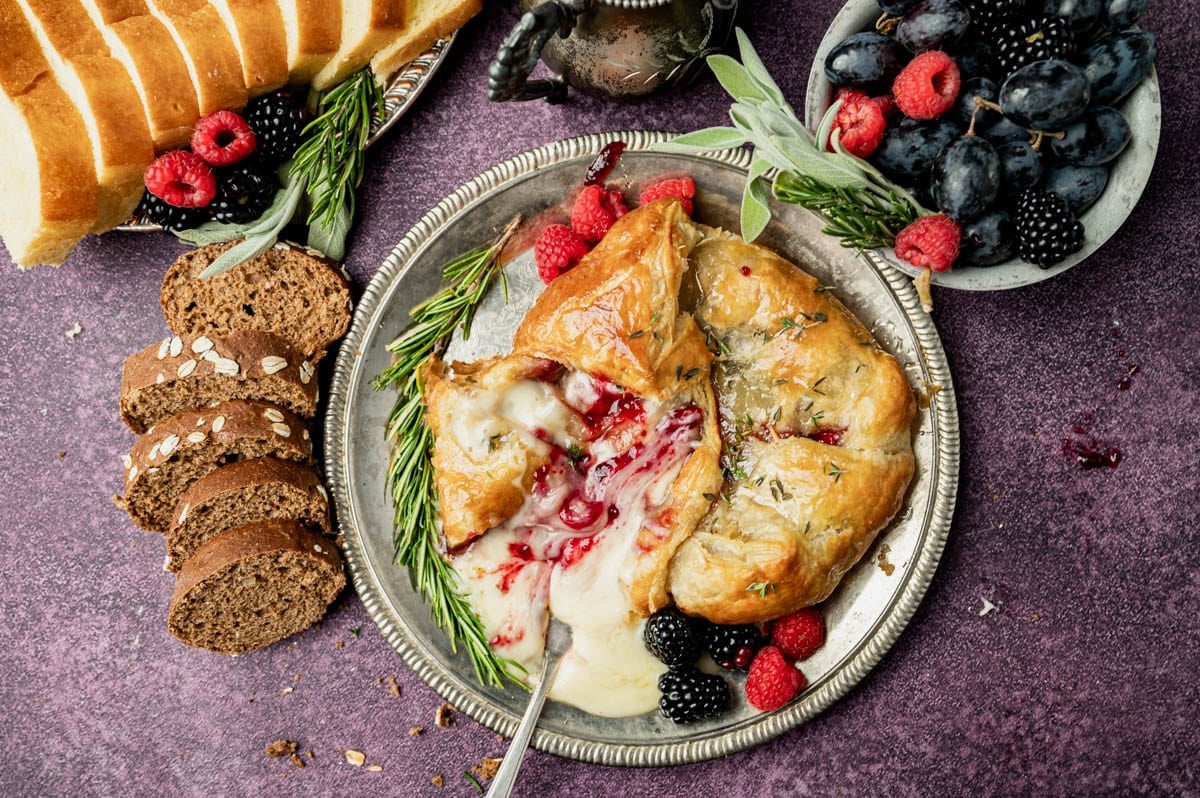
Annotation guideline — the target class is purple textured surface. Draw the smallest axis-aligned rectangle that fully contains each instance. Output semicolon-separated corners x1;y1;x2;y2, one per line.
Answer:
2;3;1198;796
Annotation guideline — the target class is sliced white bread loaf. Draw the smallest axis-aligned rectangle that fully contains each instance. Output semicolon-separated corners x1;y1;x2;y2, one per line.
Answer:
119;399;313;531
74;0;200;149
167;519;344;654
370;0;480;83
165;456;330;571
143;0;248;113
0;0;98;267
15;0;154;232
208;0;288;96
278;0;341;86
120;330;318;434
311;0;407;90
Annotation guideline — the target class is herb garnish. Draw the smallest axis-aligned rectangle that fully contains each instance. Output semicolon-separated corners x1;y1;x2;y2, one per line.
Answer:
825;463;847;482
747;580;775;598
374;218;524;688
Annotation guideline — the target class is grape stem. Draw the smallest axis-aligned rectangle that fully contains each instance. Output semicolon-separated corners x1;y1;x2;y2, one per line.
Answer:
970;96;1065;151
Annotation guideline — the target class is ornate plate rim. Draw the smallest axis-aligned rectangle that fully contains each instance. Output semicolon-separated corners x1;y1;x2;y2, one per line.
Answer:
324;131;961;766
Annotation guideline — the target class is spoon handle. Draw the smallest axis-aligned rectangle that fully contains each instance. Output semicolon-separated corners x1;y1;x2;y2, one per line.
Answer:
485;654;561;798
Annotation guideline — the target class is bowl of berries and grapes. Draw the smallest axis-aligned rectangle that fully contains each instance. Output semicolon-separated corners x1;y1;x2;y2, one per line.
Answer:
804;0;1160;289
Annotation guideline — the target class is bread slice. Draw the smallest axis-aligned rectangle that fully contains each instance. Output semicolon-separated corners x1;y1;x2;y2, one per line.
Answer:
167;519;344;654
208;0;288;96
143;0;248;114
15;0;154;232
120;330;318;434
119;399;313;531
73;0;201;150
278;0;341;86
311;0;407;90
161;240;353;362
370;0;480;83
165;456;330;571
0;0;98;267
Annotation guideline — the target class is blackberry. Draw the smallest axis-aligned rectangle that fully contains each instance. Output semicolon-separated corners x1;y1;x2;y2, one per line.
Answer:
211;165;276;224
657;668;729;724
699;620;764;671
963;0;1026;27
643;609;701;668
992;16;1075;78
1013;189;1084;267
243;90;306;166
136;191;208;232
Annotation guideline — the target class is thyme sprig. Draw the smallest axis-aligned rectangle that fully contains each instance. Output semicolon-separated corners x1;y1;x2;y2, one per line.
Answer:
374;217;523;689
656;28;931;246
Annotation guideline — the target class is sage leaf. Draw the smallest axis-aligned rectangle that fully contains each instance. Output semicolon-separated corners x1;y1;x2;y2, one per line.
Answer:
653;126;747;152
707;54;770;105
741;167;772;242
307;192;352;261
198;175;306;278
735;29;789;109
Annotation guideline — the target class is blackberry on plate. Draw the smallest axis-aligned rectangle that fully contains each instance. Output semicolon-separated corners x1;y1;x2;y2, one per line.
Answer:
992;16;1075;77
136;192;208;232
964;0;1027;26
1014;188;1084;267
643;609;701;668
657;668;729;724
211;165;276;225
243;90;307;166
699;620;765;671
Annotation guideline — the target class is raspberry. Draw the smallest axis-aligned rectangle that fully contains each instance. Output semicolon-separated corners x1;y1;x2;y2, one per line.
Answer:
570;184;628;242
534;224;590;283
190;110;257;167
892;51;961;120
771;608;825;661
638;176;696;216
829;90;887;158
894;214;961;272
643;608;701;668
745;646;806;711
144;150;217;208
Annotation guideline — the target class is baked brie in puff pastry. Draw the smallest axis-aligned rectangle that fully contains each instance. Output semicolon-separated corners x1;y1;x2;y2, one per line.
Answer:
421;199;914;714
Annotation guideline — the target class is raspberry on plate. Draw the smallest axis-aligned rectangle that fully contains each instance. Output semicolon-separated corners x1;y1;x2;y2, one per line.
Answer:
534;224;590;283
745;645;806;711
830;90;887;158
771;608;825;661
571;183;629;242
191;109;257;167
894;214;961;272
638;176;696;216
893;51;961;120
144;150;218;209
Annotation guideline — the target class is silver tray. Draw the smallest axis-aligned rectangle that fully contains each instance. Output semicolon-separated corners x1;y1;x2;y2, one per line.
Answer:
118;38;453;231
324;131;960;766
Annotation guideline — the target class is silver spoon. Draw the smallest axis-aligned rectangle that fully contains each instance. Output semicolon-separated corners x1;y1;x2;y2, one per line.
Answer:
485;619;572;798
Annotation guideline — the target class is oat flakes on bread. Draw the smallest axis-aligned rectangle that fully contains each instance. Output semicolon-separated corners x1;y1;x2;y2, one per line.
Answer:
120;330;318;434
165;456;330;571
167;519;344;654
161;240;353;362
119;399;313;532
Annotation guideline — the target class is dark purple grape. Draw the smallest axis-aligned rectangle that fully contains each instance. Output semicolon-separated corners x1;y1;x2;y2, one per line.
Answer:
960;210;1015;265
1101;0;1147;29
931;135;1001;221
870;117;962;183
999;59;1090;129
823;32;910;93
946;41;998;81
983;115;1033;144
1041;163;1109;212
896;0;971;53
1077;30;1156;105
954;77;999;129
1050;106;1131;165
997;140;1043;193
1043;0;1102;33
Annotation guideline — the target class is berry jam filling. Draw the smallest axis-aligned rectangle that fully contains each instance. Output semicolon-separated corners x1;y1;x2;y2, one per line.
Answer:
584;140;626;186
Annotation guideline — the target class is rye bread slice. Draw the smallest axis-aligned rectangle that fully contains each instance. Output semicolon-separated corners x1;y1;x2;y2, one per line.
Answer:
120;330;317;434
167;519;344;654
165;456;330;571
161;240;353;362
119;399;312;532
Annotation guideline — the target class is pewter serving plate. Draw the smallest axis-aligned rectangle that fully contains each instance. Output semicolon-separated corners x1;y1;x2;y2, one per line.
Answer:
118;38;454;231
325;131;960;766
805;0;1161;290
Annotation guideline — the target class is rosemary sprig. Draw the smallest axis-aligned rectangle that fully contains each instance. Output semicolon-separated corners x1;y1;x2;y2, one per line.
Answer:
293;69;384;232
656;28;931;247
374;217;523;688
